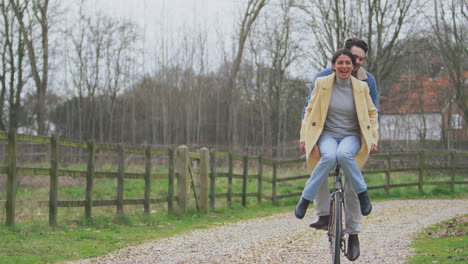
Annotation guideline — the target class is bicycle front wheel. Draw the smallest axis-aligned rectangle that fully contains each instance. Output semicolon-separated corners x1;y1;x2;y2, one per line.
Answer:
329;193;343;264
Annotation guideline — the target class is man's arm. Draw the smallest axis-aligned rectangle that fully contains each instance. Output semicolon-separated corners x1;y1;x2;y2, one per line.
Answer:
365;71;380;118
301;68;333;120
364;71;379;153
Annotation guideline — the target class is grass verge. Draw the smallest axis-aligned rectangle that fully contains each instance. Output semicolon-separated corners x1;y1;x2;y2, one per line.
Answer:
0;203;291;264
408;215;467;264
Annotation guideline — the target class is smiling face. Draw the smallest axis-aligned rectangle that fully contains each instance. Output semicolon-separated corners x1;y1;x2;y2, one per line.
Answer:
350;46;366;71
332;54;355;80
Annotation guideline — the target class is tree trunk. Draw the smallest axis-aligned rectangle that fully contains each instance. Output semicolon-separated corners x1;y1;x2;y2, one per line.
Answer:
10;0;50;135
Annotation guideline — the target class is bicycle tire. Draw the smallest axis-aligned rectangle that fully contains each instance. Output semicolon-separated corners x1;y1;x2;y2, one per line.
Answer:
329;192;343;264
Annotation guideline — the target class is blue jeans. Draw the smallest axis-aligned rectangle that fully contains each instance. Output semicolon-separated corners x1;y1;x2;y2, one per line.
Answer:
302;135;367;201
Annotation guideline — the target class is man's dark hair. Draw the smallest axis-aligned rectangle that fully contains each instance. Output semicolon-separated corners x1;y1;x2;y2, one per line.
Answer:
331;49;357;67
344;38;368;53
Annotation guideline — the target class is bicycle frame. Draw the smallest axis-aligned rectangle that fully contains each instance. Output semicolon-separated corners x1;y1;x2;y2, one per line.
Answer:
328;165;346;264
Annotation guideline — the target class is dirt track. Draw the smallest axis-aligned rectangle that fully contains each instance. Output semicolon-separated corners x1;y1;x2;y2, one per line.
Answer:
65;199;468;264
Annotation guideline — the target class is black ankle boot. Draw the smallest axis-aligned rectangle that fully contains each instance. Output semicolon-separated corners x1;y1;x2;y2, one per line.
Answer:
358;190;372;216
346;234;360;261
294;197;310;219
309;215;329;230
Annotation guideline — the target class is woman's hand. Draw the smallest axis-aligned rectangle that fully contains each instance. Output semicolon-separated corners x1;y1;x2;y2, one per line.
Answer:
299;142;306;153
370;144;378;154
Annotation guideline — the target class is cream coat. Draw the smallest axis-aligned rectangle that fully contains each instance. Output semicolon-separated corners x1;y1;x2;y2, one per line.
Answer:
300;73;379;172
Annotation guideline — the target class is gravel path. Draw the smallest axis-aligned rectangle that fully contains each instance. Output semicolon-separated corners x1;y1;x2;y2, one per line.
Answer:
66;199;467;264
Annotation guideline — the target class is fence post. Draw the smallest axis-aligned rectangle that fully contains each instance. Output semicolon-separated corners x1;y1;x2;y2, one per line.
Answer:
6;130;17;226
257;155;263;204
227;152;233;208
199;148;209;213
49;134;59;227
209;150;216;210
144;147;151;215
418;152;425;193
117;144;125;216
168;148;174;214
450;152;456;192
85;141;95;219
272;162;277;203
242;155;248;207
176;146;189;214
385;153;391;195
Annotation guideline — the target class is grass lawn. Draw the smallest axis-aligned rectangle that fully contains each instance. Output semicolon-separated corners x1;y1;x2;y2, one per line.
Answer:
0;203;292;264
408;215;467;264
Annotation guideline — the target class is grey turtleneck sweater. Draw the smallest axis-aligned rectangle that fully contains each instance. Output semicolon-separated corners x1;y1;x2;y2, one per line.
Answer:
322;77;360;138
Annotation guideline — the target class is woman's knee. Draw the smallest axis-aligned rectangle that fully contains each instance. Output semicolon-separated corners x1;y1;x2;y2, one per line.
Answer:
336;150;354;163
320;152;337;166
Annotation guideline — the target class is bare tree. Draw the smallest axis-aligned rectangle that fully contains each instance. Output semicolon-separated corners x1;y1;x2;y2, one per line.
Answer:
296;0;354;69
9;0;50;135
64;0;87;140
298;0;415;95
85;13;106;141
245;38;267;149
64;0;103;141
227;0;269;146
63;0;138;143
363;0;414;90
248;0;303;156
101;19;138;143
431;0;467;121
0;0;27;131
195;31;208;145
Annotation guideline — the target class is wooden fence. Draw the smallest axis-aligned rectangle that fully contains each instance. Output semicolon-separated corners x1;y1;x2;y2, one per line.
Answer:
0;130;467;226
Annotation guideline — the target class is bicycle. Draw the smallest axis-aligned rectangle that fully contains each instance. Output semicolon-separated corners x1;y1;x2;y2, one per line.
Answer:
328;164;346;264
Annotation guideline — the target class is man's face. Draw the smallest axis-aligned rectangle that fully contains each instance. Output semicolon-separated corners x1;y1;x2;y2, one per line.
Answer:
350;46;366;71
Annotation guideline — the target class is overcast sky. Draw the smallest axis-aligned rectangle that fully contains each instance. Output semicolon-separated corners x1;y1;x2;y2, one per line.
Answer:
91;0;238;23
56;0;313;80
73;0;243;73
88;0;239;42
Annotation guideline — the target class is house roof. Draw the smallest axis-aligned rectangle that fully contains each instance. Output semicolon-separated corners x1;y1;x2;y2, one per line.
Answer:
380;72;460;114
